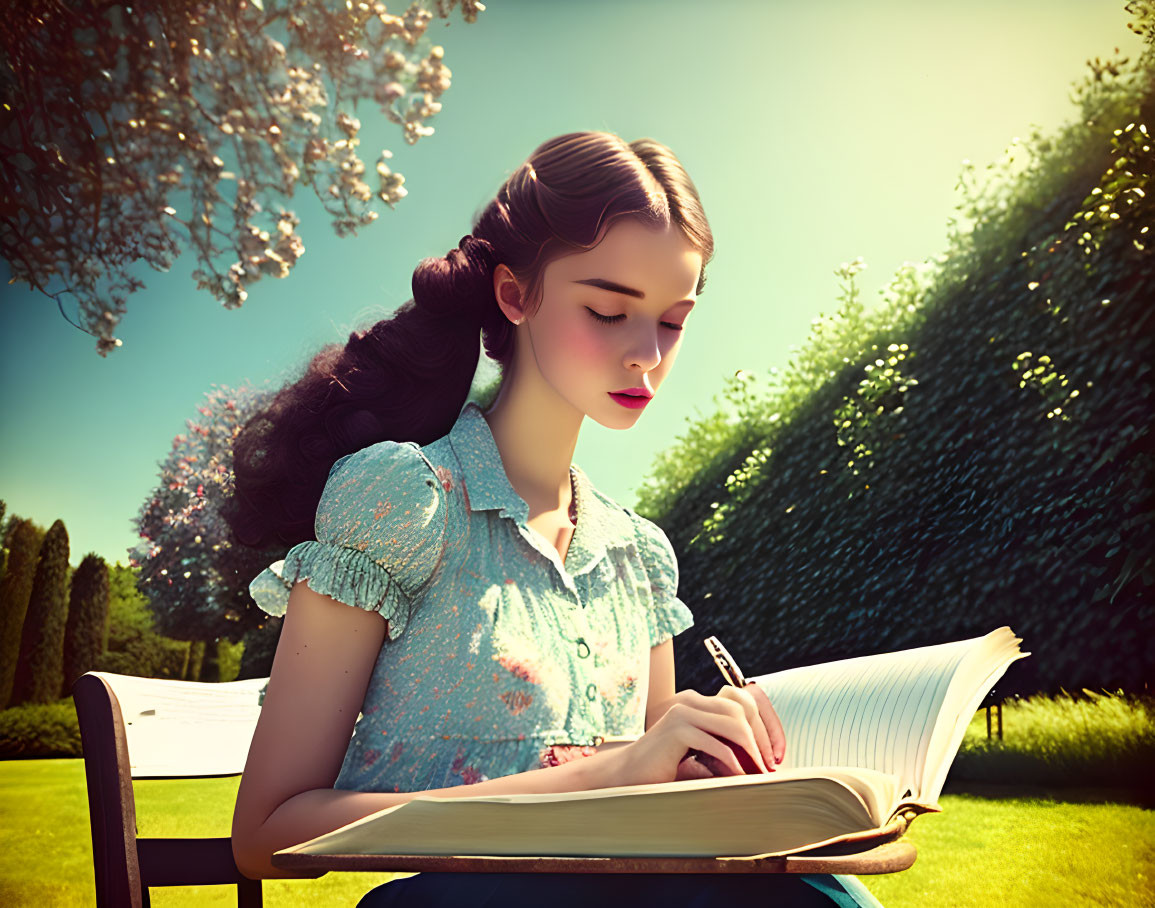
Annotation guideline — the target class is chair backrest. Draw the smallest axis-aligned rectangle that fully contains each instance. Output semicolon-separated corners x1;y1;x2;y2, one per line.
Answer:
73;671;268;908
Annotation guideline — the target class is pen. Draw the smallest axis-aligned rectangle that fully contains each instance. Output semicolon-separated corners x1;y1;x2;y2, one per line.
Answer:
704;635;747;688
702;635;774;774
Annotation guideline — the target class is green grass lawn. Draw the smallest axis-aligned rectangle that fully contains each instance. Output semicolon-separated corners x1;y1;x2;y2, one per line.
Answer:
0;757;409;907
2;758;1152;906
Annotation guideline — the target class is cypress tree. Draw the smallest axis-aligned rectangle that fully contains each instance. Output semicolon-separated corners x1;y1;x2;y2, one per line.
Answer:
0;519;45;709
61;554;111;698
12;520;71;705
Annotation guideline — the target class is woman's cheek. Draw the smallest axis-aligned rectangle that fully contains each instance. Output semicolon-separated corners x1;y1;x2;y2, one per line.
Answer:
569;321;610;365
535;315;606;393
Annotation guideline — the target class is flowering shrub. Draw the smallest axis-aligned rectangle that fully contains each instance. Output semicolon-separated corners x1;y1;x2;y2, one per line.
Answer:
130;382;281;650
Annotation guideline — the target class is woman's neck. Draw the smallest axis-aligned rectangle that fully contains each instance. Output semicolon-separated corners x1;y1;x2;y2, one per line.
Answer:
481;385;582;515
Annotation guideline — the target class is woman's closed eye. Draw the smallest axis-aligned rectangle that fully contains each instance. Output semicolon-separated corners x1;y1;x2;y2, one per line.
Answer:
585;307;684;332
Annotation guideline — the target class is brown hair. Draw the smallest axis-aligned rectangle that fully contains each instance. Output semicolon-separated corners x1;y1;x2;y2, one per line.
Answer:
223;131;714;549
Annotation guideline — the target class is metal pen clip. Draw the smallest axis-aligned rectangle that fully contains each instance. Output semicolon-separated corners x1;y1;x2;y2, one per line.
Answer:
704;635;747;688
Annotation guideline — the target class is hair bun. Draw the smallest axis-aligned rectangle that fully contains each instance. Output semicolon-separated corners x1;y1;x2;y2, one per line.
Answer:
452;234;499;280
444;234;501;329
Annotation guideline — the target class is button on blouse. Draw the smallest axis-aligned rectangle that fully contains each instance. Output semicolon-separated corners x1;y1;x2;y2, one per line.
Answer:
248;400;695;794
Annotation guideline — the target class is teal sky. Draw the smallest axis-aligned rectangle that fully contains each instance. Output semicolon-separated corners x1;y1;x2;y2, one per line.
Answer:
0;0;1138;569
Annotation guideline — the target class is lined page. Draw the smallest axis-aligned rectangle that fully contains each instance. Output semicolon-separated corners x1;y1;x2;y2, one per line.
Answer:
748;638;975;799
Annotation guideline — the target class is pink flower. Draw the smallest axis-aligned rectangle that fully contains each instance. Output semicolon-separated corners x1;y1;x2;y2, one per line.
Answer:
538;744;598;768
496;653;540;685
460;765;485;785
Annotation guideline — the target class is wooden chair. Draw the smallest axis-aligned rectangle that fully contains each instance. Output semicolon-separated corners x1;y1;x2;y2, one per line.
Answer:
72;670;269;908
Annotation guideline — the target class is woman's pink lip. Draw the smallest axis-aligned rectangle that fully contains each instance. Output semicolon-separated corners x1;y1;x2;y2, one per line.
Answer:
609;392;650;409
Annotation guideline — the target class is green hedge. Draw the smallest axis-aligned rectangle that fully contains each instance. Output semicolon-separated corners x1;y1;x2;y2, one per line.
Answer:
0;699;81;758
652;28;1153;698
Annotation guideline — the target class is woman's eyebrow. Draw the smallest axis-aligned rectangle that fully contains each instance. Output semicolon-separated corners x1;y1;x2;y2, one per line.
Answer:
572;277;695;307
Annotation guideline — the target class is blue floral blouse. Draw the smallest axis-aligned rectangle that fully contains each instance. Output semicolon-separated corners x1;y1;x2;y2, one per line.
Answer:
248;400;696;794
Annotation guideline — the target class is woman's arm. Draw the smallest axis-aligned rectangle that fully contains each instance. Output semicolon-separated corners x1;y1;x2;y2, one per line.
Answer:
232;580;635;881
249;745;631;878
645;637;678;730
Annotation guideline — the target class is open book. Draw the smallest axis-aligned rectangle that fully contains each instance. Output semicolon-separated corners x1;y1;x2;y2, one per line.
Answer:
276;626;1028;860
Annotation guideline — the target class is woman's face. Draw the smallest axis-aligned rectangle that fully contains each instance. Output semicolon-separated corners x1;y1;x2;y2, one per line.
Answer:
517;218;702;429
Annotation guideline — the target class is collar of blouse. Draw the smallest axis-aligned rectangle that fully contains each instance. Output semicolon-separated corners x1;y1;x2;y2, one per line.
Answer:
446;401;638;579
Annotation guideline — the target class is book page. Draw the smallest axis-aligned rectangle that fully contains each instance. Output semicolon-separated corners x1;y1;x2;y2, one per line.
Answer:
922;628;1029;800
747;638;977;799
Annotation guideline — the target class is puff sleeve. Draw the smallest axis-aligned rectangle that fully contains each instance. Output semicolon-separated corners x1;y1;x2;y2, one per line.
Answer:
631;514;695;647
247;440;448;642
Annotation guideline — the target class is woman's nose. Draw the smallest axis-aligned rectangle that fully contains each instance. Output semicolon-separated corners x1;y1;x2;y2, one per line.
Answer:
623;324;662;372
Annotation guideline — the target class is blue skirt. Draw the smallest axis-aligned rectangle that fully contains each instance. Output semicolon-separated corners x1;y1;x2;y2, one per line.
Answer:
355;871;884;906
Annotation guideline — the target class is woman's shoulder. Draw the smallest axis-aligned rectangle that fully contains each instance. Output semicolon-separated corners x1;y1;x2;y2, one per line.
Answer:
570;468;676;562
617;504;693;646
317;438;460;547
320;437;459;513
579;487;691;646
325;437;442;489
247;437;455;636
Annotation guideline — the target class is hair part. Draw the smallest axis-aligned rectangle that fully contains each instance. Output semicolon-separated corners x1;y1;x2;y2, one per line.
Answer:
223;131;715;549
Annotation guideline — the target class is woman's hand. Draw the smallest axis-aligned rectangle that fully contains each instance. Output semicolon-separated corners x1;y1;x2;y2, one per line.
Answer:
675;683;786;780
718;681;786;767
605;684;787;787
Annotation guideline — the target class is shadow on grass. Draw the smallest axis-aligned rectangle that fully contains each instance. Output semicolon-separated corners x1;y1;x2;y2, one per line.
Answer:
942;778;1154;809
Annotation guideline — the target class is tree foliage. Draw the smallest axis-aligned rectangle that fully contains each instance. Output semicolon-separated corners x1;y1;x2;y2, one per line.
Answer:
0;0;484;355
11;519;71;706
0;518;46;709
97;562;191;679
61;553;111;698
131;382;283;653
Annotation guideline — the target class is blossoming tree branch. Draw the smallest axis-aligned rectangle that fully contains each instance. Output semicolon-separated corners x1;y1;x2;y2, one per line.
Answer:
0;0;485;355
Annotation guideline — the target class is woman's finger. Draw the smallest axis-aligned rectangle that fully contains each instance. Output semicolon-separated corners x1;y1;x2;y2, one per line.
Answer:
665;702;762;773
717;685;776;770
680;726;745;776
745;681;786;763
687;701;770;773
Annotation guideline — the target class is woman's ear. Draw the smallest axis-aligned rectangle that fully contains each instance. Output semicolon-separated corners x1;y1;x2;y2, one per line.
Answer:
493;264;528;325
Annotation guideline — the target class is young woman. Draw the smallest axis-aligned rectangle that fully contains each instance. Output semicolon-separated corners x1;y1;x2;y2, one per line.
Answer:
226;131;884;907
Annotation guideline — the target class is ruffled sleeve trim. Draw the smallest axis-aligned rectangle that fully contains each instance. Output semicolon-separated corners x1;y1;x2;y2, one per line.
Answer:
646;592;695;648
248;539;415;641
628;511;695;647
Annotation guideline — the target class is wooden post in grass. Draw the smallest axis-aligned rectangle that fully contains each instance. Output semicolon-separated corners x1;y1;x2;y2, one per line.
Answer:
986;701;1003;740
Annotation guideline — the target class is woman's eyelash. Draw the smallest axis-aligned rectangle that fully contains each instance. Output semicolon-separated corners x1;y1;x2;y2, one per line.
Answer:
585;308;623;325
585;307;683;331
